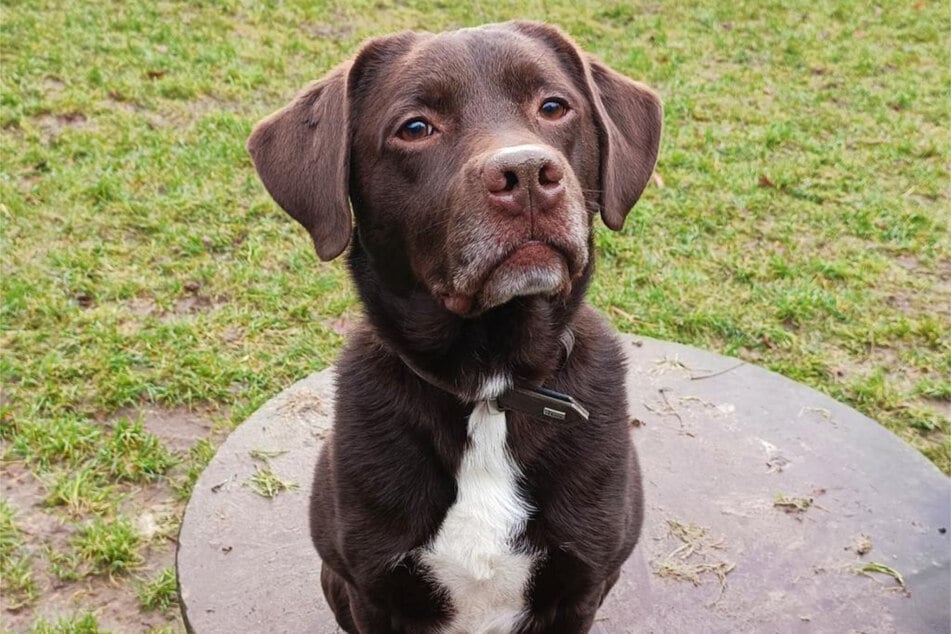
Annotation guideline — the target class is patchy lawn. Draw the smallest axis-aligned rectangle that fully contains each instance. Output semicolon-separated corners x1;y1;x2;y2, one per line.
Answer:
1;0;948;631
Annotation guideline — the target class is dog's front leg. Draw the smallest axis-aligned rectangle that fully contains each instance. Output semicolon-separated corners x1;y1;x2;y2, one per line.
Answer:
346;589;406;634
320;564;359;633
320;565;405;634
522;582;609;634
549;603;599;634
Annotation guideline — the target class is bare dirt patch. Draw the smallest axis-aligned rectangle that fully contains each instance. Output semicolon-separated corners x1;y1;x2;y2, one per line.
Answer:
1;463;71;559
171;294;226;317
138;407;221;455
42;78;66;99
2;403;229;632
119;294;232;333
127;297;159;318
36;112;93;141
5;555;183;634
1;464;184;633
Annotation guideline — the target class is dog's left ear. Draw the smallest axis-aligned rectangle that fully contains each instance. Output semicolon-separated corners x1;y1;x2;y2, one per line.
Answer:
586;58;663;230
508;22;662;231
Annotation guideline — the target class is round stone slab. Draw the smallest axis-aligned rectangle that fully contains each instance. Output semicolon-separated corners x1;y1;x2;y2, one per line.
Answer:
177;336;950;633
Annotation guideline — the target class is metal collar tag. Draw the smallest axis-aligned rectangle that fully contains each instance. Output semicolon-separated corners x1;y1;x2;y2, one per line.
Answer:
496;386;590;425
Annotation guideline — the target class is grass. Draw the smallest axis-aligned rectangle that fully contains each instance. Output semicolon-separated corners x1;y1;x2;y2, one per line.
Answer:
652;518;734;603
70;517;143;577
95;419;178;483
27;613;104;634
0;0;948;629
857;561;907;591
137;567;178;613
173;437;216;501
0;500;39;610
244;464;299;499
773;493;814;514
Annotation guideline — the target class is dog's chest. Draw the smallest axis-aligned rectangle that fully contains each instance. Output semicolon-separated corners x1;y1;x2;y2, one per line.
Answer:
418;401;537;634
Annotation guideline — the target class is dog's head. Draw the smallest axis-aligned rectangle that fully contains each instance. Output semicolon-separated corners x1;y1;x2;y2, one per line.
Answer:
248;22;661;317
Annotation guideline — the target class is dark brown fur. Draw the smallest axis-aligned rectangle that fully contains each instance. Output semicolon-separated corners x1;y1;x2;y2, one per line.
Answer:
248;21;662;633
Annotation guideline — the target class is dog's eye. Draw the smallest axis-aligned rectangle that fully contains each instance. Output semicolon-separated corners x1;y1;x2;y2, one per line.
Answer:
398;118;435;141
539;99;569;120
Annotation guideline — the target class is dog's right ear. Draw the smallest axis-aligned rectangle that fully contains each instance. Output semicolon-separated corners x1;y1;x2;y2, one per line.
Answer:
247;65;351;261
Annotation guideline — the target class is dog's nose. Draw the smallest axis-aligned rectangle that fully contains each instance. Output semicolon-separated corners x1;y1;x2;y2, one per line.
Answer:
482;145;565;216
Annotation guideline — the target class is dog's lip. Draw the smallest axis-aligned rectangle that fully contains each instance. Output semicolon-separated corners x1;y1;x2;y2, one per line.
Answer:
441;240;572;316
469;238;571;292
496;239;570;272
497;240;558;267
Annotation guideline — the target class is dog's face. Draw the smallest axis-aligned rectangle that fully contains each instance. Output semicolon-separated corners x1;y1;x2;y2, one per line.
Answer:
248;22;661;317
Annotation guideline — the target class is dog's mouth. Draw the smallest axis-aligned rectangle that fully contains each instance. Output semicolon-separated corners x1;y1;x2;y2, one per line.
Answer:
441;240;575;316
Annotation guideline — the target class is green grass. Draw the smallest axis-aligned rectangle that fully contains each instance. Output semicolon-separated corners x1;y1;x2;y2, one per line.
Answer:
244;464;300;499
1;0;948;629
137;567;178;612
27;613;105;634
0;500;39;610
95;419;178;483
70;516;143;577
173;437;216;501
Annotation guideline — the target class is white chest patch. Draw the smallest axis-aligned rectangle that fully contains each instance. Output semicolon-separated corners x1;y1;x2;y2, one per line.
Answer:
419;401;536;634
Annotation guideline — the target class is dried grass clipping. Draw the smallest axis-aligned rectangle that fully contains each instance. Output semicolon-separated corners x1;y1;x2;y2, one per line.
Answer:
652;519;735;605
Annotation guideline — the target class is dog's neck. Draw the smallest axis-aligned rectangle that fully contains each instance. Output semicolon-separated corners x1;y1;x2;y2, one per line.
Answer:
347;239;592;402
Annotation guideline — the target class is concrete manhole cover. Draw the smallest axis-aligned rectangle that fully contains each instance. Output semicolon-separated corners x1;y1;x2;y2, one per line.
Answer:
178;336;950;633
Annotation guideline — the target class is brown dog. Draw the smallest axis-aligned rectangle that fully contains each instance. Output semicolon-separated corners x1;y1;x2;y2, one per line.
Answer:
248;21;661;633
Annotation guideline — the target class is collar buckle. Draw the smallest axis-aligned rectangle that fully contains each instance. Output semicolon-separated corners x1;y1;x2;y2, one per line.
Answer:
496;386;590;425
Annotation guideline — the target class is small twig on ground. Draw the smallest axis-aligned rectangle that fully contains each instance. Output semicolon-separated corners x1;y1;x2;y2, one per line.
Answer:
608;305;645;324
658;387;693;436
689;362;746;381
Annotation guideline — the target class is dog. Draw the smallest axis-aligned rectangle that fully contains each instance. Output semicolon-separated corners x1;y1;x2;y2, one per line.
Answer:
248;21;661;633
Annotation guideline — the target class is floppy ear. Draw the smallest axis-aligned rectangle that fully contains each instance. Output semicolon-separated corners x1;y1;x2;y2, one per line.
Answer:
586;58;663;230
507;21;662;231
247;66;351;261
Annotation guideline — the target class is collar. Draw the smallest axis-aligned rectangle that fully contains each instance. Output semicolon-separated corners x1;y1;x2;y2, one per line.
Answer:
496;385;589;425
393;328;590;425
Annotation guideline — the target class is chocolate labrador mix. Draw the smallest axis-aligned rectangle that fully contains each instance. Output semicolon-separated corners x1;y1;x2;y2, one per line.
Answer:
248;21;661;633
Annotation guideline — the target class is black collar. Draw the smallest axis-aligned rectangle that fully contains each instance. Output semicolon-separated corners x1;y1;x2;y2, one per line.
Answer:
393;329;590;425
